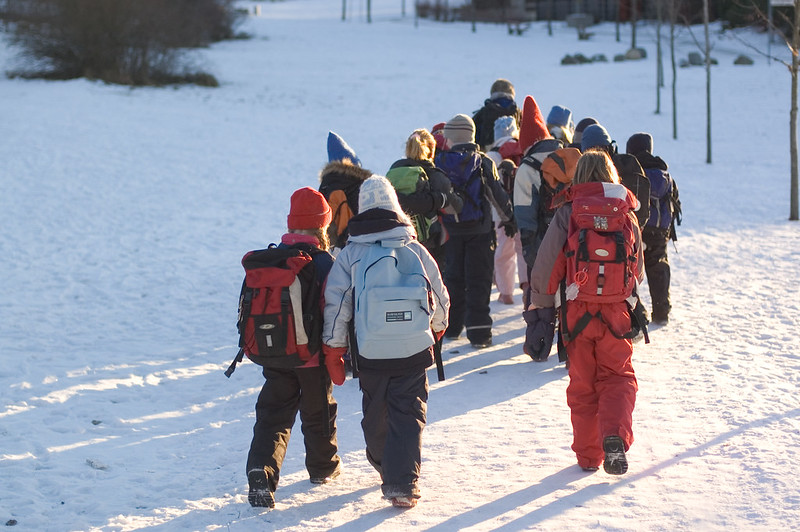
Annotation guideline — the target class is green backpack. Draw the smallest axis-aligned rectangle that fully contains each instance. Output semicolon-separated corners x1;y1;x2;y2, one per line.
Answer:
385;165;434;243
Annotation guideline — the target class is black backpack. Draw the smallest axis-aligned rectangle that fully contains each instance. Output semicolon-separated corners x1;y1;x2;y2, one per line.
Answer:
613;153;651;228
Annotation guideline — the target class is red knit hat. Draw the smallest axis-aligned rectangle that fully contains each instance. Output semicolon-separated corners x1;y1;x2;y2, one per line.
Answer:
287;187;332;230
518;95;551;153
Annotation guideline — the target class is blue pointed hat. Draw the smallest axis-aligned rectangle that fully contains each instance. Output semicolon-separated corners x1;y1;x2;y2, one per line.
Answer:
327;131;361;167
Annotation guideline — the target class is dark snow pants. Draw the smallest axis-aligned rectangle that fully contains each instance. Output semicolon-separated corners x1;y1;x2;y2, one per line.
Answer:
246;366;340;492
443;230;495;343
358;369;428;499
564;301;638;469
642;227;671;320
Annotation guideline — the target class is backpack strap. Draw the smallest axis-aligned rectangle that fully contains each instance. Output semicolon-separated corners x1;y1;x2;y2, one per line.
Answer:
561;302;650;345
226;280;253;378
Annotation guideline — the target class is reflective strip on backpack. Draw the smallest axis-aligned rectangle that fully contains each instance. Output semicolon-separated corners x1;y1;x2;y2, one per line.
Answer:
288;277;309;346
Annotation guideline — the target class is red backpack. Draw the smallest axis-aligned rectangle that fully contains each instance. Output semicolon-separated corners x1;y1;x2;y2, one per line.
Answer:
225;245;323;377
548;182;639;304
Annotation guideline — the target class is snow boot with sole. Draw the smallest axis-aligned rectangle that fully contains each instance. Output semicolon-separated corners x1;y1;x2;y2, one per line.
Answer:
603;435;628;475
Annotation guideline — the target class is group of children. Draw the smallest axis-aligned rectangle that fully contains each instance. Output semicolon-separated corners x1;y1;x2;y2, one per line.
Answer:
235;77;681;510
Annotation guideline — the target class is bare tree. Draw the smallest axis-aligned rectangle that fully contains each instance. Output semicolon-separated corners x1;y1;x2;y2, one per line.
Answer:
669;0;681;139
684;0;714;162
655;0;665;114
729;1;799;219
791;2;799;220
703;0;712;163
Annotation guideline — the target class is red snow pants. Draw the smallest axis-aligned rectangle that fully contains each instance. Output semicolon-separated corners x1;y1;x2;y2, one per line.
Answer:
564;300;638;469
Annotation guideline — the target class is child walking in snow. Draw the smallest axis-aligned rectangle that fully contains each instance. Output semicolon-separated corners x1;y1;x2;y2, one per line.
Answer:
322;176;450;508
245;187;342;508
524;151;644;475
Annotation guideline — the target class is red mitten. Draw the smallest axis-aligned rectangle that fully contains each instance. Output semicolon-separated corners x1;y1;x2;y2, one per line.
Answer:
433;329;445;341
322;345;347;385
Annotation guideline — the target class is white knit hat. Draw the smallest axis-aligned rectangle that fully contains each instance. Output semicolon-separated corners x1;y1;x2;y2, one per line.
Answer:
358;175;404;214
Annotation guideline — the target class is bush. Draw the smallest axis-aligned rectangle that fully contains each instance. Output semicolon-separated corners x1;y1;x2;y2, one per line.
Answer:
1;0;243;86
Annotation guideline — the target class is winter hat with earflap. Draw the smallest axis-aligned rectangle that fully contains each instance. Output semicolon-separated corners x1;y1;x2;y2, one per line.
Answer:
490;78;515;100
581;124;613;152
327;131;362;167
626;132;654;155
358;175;404;215
546;105;574;130
493;115;519;142
287;187;332;230
443;114;476;146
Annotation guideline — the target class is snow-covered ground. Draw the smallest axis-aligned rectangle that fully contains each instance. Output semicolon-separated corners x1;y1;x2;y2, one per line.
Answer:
1;0;799;530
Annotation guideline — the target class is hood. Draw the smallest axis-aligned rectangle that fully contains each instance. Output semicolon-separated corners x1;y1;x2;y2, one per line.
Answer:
347;209;415;245
635;152;668;171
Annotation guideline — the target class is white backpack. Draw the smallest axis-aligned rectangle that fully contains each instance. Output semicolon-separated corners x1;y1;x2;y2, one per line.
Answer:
353;239;434;359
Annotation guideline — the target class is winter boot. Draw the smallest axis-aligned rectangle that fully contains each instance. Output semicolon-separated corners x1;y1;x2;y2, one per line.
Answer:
390;496;418;508
310;464;342;485
247;469;274;508
602;436;628;475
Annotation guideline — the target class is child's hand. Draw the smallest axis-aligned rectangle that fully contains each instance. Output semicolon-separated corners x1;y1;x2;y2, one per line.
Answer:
323;345;347;385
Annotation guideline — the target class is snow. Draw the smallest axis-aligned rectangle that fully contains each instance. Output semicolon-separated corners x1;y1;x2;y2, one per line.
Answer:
1;0;799;530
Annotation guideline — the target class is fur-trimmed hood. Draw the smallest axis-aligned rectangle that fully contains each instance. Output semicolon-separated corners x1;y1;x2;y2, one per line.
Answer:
319;160;372;185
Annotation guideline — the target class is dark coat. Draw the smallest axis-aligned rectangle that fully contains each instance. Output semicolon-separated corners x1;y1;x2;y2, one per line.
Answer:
318;161;373;249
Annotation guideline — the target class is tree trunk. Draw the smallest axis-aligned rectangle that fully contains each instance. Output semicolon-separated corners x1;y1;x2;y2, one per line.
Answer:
367;0;372;23
670;0;678;139
655;0;664;114
703;0;711;164
631;0;637;49
791;0;800;220
342;0;346;21
548;0;553;36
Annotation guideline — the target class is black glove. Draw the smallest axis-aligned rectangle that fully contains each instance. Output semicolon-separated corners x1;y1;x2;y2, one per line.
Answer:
522;308;556;362
500;218;518;238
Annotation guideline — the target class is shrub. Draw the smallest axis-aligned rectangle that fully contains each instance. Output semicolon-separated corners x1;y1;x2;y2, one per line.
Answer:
1;0;243;86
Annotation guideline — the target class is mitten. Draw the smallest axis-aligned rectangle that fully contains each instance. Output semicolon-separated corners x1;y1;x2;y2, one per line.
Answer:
322;345;347;385
433;329;445;341
500;218;518;238
522;307;556;362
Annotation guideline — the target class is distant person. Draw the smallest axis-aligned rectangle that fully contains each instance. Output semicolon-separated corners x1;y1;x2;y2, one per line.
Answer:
386;128;464;267
568;117;599;150
512;94;555;303
322;176;450;508
627;132;681;325
486;116;524;304
436;114;516;348
244;187;342;508
581;124;651;229
525;151;645;475
318;131;372;253
472;78;522;151
546;105;575;145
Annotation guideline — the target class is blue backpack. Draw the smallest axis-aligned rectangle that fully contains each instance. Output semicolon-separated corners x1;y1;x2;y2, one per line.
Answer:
644;167;674;230
435;148;484;223
353;239;435;359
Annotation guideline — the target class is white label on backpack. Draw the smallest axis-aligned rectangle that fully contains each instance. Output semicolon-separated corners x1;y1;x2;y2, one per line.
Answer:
386;311;413;322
